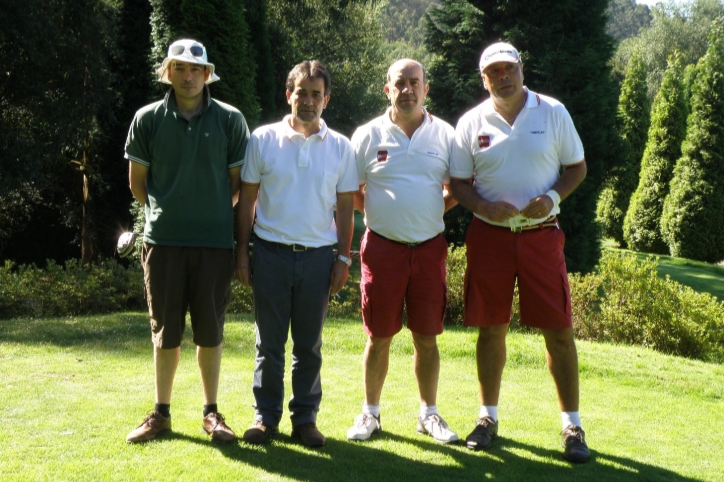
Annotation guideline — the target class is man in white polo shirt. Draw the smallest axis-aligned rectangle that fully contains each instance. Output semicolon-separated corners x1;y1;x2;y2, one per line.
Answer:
346;59;458;444
235;60;358;448
449;42;590;463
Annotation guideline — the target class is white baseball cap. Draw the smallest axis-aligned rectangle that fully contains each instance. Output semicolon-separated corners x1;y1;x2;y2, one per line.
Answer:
155;39;220;84
479;42;521;72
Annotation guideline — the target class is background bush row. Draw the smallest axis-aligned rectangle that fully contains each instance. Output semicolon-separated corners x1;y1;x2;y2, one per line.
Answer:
2;249;722;362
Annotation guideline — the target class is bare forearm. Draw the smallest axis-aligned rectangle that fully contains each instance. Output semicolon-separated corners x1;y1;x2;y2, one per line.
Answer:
228;166;241;207
236;183;258;248
336;193;354;256
443;183;458;212
551;160;587;202
128;161;148;205
353;185;365;213
449;178;486;216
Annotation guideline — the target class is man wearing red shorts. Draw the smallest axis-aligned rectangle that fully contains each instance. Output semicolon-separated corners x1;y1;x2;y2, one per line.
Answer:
347;59;458;443
449;42;590;463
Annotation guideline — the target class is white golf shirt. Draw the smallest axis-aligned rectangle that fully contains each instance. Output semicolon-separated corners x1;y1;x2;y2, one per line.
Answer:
451;89;584;228
242;116;358;247
352;107;454;243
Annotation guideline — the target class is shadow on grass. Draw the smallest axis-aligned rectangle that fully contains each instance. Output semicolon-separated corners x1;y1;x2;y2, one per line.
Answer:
0;313;152;349
0;313;260;348
160;430;696;482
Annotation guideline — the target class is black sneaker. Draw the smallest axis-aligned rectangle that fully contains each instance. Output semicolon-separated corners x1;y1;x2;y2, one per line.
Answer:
465;416;498;451
561;425;590;463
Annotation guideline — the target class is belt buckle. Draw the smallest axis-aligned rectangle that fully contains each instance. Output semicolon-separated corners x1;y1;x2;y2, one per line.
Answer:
510;226;523;233
292;244;306;252
404;242;418;247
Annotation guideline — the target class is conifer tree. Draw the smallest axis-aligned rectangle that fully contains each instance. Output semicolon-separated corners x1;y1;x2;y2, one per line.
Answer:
596;49;649;246
661;19;724;262
425;0;619;273
623;53;687;253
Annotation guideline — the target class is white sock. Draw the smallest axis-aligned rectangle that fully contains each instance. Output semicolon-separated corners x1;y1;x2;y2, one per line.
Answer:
561;411;582;430
362;403;380;418
420;404;438;419
479;405;498;421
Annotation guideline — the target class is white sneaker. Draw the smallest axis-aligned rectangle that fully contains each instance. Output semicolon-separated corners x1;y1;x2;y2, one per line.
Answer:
346;413;381;441
417;413;459;443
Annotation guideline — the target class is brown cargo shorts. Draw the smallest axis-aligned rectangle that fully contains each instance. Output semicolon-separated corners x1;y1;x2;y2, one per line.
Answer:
141;244;235;348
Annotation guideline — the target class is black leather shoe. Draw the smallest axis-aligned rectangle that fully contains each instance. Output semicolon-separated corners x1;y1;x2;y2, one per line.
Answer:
562;425;590;463
292;422;326;447
465;416;498;451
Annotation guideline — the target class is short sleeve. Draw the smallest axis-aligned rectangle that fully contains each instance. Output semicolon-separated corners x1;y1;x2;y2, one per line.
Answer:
241;133;262;184
350;128;368;185
227;111;250;169
124;112;152;167
556;106;585;167
336;137;360;193
450;117;475;180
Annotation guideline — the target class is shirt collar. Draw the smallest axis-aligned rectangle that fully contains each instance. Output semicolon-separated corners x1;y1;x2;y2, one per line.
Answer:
382;106;432;130
164;85;211;115
283;115;328;140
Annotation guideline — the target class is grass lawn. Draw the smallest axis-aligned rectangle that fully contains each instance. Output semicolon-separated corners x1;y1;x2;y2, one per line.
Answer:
2;313;723;481
602;241;724;302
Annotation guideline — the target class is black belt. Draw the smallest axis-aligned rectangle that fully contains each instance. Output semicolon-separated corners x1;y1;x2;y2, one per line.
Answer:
258;238;323;252
369;230;441;247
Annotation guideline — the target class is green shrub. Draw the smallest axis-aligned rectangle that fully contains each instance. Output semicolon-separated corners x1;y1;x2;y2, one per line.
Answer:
0;259;145;318
573;251;724;362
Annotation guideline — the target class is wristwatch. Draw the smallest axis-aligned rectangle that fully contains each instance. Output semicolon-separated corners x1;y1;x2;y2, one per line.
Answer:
337;254;352;267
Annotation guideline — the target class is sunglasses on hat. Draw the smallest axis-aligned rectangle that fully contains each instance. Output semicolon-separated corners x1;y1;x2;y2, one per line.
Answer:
170;44;204;57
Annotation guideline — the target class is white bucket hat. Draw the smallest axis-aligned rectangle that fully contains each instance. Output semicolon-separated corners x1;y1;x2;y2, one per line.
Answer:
156;39;220;84
479;42;521;72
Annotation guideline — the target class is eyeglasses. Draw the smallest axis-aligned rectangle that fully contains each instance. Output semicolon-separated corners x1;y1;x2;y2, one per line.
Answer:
170;44;204;57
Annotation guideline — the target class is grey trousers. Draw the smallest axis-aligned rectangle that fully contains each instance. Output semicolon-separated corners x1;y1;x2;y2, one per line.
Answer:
250;238;333;427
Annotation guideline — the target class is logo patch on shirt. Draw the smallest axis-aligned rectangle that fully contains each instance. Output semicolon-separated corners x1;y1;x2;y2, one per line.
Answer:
530;130;545;134
478;135;491;148
377;150;388;162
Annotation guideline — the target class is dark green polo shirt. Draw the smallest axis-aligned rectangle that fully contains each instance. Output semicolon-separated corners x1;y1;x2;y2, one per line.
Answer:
125;87;249;249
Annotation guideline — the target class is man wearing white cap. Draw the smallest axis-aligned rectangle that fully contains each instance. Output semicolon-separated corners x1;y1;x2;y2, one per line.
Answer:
449;41;590;462
124;39;248;443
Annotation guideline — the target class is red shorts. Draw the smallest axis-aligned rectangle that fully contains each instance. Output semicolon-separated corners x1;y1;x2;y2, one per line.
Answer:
360;230;448;338
463;217;571;329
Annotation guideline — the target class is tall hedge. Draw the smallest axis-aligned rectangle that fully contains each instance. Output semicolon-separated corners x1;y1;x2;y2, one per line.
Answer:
596;49;649;246
661;19;724;262
624;53;687;254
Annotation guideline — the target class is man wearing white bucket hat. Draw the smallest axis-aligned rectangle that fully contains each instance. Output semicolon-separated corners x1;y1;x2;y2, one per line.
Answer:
449;41;590;462
124;39;249;444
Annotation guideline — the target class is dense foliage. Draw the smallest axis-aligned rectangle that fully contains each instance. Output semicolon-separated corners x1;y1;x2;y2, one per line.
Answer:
607;0;653;41
570;251;724;363
611;0;724;103
425;0;618;273
624;54;688;254
661;19;724;262
597;50;649;246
